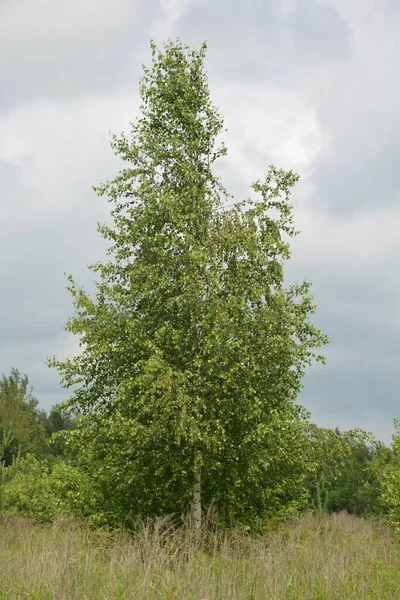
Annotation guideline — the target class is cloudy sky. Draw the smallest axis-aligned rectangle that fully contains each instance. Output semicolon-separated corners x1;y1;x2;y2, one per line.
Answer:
1;0;398;443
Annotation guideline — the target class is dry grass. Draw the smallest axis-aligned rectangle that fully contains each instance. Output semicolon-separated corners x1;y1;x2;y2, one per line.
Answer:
1;511;400;599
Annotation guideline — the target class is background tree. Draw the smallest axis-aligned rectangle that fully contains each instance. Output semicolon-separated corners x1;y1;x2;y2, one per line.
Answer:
374;419;400;529
325;432;386;516
304;425;349;515
45;404;76;459
49;39;329;528
304;425;383;516
0;368;48;465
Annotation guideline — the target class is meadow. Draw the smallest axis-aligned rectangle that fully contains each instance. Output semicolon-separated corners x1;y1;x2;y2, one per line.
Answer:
1;511;400;599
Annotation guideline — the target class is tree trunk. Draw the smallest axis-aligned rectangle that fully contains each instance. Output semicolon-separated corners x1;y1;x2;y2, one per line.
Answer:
192;465;202;529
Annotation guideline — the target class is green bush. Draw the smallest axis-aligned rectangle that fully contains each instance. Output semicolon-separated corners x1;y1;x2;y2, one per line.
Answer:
0;454;57;522
0;454;97;523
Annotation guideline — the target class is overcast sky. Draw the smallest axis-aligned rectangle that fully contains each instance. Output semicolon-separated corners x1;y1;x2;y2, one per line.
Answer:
1;0;398;443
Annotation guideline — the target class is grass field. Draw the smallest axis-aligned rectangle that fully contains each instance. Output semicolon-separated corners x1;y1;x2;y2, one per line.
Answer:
1;511;400;599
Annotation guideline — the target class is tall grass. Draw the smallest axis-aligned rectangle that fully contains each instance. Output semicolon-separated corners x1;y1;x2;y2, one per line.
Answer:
1;511;400;599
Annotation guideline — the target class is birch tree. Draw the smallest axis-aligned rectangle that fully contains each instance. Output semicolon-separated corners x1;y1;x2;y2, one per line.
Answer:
49;39;329;527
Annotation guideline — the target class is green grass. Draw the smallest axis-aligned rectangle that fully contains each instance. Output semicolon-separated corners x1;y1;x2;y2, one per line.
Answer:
1;511;400;599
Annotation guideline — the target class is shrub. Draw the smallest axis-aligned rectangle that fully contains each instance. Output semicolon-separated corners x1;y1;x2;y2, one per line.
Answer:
0;454;98;524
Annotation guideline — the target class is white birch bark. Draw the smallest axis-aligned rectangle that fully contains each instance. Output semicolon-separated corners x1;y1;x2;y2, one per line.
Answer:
192;465;201;529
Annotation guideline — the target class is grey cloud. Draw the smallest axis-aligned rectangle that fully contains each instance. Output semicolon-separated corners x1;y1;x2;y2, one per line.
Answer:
177;0;350;83
1;222;90;332
0;160;40;215
306;62;400;215
0;0;160;109
309;140;399;215
300;366;400;438
0;188;108;344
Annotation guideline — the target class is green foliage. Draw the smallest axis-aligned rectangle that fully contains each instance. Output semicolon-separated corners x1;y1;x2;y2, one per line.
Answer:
45;404;76;459
0;368;76;469
305;424;386;517
311;479;329;516
304;425;351;514
46;405;75;436
0;372;94;525
0;454;57;522
375;419;400;529
0;424;15;462
49;39;329;527
0;369;48;465
0;453;98;524
325;438;387;516
0;448;20;486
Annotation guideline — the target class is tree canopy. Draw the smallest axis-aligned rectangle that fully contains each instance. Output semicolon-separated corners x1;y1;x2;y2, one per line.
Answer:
49;39;329;528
